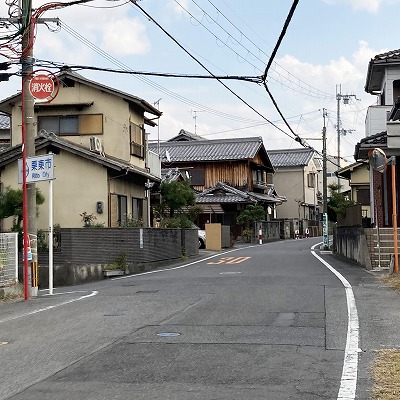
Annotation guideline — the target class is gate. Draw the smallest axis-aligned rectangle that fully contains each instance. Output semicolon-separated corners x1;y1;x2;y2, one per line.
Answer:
0;233;18;288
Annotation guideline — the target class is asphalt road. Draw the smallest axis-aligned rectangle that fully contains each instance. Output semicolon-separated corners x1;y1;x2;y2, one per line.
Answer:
0;238;398;399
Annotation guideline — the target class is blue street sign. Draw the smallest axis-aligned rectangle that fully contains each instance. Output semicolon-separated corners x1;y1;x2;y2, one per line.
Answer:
18;154;54;184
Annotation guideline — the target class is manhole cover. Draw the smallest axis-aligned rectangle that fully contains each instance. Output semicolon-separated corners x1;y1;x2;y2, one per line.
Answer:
157;332;181;337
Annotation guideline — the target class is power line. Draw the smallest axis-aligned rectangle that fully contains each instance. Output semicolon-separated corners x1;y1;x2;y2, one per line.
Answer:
130;0;301;143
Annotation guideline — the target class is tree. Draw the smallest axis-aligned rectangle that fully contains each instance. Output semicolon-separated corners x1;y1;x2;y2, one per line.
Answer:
0;186;45;231
237;204;265;229
327;183;354;222
160;179;195;218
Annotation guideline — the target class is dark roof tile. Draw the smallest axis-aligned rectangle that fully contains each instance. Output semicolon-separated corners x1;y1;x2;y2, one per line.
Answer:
267;148;314;168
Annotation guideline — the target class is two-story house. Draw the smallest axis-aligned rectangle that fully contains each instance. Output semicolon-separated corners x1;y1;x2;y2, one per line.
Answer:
0;112;10;149
149;133;285;234
336;162;370;220
0;69;162;229
267;148;323;221
354;50;400;227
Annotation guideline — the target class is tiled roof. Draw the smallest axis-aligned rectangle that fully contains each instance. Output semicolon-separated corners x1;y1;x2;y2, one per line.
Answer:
195;182;285;205
267;148;314;168
167;129;206;142
354;131;387;161
150;137;265;162
365;49;400;93
0;113;10;130
0;131;160;181
372;49;400;61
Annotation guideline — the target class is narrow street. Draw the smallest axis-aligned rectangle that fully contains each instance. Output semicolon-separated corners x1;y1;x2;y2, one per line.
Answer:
1;238;397;399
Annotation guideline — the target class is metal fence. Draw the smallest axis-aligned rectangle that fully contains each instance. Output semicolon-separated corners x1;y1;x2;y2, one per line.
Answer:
0;232;18;288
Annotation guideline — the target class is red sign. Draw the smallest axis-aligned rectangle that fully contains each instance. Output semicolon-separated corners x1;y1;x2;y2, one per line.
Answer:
29;74;55;100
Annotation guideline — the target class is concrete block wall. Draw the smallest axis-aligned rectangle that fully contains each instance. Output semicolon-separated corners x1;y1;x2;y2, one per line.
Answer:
23;228;199;288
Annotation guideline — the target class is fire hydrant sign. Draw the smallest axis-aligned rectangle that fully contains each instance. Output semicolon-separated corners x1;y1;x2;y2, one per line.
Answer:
29;74;55;100
18;154;54;184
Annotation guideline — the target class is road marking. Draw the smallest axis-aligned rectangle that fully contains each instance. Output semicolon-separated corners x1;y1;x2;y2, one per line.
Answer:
311;243;359;400
219;271;242;275
208;256;251;265
0;291;98;324
112;245;259;281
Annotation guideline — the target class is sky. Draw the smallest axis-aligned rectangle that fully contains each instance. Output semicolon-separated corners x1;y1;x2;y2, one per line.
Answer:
0;0;399;166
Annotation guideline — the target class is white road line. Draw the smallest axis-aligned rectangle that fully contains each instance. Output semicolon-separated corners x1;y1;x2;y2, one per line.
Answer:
311;243;359;400
0;291;98;324
111;245;258;280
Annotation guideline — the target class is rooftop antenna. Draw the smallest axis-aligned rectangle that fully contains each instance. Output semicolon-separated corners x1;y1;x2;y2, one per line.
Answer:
190;110;203;135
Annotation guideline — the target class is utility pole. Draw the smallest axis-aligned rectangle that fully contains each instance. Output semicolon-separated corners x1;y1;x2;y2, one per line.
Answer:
322;109;328;216
322;108;329;250
21;0;36;299
336;84;357;190
336;85;357;192
18;2;58;299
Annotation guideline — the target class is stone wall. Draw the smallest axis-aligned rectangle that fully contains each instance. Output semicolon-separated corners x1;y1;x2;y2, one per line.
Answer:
335;226;372;269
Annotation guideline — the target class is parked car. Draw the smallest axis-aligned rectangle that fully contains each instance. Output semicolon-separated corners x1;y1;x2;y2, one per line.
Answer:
193;224;206;249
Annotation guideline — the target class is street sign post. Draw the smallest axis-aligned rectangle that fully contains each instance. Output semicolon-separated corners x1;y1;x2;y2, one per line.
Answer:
323;212;329;249
18;154;54;184
18;154;55;294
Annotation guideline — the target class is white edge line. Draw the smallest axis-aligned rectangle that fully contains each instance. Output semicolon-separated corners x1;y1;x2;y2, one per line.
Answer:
0;291;98;324
111;244;259;281
311;243;359;400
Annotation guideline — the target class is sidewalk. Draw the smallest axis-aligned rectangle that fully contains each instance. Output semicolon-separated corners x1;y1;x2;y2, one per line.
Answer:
317;249;400;399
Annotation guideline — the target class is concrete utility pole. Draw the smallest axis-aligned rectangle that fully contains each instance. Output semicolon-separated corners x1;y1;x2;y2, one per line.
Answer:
322;109;328;216
336;84;357;190
322;108;329;250
21;0;37;299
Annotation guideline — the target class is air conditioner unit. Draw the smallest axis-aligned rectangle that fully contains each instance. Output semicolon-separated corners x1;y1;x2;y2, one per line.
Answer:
89;137;102;153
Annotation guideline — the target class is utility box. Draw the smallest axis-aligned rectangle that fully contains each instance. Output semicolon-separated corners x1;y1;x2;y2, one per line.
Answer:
205;223;222;250
205;224;231;250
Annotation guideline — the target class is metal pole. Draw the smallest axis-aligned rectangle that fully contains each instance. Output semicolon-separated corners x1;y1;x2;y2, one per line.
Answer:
49;159;53;295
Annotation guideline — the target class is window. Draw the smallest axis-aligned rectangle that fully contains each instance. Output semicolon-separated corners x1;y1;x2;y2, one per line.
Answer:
110;194;127;227
38;114;103;136
190;169;205;186
130;122;145;158
357;188;370;205
132;198;143;220
307;173;315;188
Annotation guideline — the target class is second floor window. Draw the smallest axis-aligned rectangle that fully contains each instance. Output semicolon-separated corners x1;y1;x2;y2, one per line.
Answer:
307;173;315;188
38;114;103;136
130;122;145;158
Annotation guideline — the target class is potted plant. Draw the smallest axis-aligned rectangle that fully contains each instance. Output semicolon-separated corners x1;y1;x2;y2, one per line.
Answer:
103;252;127;278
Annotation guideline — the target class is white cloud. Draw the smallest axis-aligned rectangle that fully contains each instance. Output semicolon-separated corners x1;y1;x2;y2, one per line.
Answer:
324;0;400;12
100;18;150;56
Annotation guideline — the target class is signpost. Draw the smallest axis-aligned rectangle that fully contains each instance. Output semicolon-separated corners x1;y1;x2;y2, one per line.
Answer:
18;154;54;184
21;70;58;300
323;213;329;249
18;154;55;295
